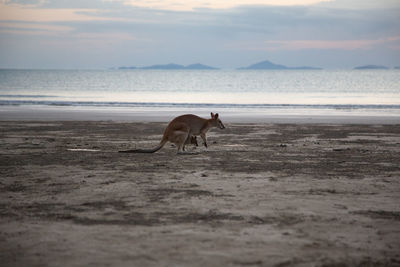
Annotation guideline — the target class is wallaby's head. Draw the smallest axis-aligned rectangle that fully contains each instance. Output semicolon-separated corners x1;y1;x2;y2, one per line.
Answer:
211;112;225;129
190;136;199;146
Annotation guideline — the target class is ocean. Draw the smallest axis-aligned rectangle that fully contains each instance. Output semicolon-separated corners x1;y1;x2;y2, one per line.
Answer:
1;69;399;119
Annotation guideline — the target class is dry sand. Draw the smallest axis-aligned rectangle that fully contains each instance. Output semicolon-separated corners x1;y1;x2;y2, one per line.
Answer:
1;120;400;266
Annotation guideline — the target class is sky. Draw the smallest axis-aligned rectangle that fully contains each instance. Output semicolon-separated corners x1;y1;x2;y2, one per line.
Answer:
0;0;399;69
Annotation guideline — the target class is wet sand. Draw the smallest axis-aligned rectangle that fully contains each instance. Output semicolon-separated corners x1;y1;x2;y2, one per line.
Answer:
2;105;400;124
1;120;400;266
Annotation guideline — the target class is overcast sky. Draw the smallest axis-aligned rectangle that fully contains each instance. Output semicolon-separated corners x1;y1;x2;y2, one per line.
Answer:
0;0;399;69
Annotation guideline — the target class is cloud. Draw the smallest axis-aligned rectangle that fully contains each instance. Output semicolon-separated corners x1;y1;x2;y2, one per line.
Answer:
0;0;399;68
122;0;332;11
0;3;100;22
319;0;400;9
0;1;134;22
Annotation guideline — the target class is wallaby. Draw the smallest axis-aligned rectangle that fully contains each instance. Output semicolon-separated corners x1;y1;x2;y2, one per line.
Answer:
119;113;225;154
183;135;198;151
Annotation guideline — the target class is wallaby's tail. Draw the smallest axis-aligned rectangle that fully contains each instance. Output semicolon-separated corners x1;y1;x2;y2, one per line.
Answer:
119;139;167;153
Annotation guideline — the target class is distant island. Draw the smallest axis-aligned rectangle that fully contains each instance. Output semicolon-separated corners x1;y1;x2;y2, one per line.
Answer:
119;63;218;70
185;63;219;70
238;60;322;70
353;65;389;70
118;66;136;70
117;61;398;70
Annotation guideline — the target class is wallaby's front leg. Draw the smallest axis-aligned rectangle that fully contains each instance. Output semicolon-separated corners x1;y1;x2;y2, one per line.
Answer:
200;133;207;148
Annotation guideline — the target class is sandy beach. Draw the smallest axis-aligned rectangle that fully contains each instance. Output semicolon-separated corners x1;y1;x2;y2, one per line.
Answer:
1;119;400;266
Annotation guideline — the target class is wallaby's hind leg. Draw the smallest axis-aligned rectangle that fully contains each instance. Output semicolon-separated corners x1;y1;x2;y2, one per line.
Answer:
179;135;200;155
169;130;189;154
177;133;189;154
166;122;198;154
183;135;189;151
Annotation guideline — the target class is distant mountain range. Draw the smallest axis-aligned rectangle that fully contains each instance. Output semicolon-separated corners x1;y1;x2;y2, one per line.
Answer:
119;63;218;70
354;65;389;70
238;60;322;70
117;60;399;70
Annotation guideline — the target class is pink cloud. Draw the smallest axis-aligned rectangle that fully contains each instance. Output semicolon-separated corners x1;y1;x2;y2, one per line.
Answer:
123;0;332;11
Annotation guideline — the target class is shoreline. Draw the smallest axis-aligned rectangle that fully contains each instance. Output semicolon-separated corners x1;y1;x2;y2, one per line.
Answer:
1;105;400;124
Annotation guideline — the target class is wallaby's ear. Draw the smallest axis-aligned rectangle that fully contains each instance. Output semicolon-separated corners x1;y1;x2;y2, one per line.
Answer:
215;113;219;119
211;112;215;118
